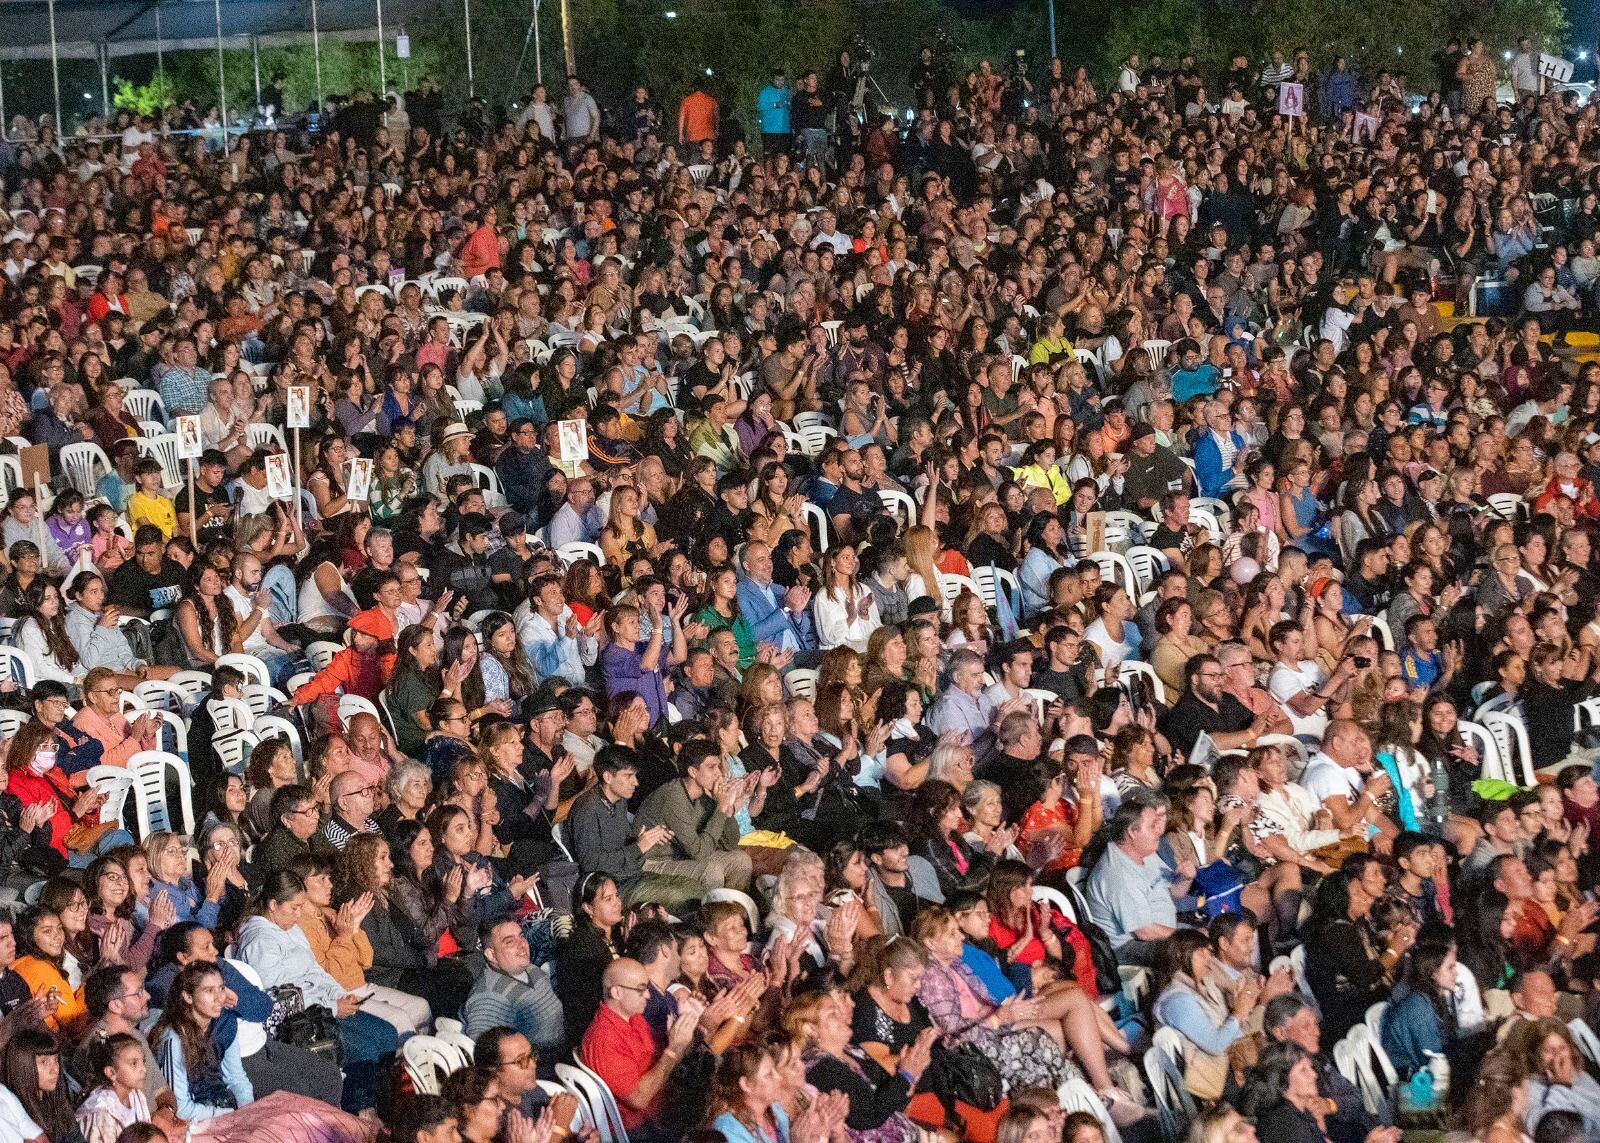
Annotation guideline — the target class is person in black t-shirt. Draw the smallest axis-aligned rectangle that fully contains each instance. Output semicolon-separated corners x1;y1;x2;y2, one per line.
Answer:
177;450;235;541
1159;652;1260;759
1033;623;1092;702
106;525;186;616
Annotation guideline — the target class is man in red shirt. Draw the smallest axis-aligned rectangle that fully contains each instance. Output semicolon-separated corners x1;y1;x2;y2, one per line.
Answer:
578;958;703;1143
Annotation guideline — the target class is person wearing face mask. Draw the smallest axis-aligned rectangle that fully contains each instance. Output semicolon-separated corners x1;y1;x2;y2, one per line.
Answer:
5;690;127;864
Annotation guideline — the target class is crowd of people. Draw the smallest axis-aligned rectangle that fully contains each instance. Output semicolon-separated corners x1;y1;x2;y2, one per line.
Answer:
0;24;1596;1143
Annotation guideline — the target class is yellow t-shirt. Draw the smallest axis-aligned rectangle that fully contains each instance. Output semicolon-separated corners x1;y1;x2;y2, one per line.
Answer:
126;491;176;538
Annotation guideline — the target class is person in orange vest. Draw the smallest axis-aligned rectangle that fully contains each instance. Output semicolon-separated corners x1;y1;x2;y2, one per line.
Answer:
678;88;719;148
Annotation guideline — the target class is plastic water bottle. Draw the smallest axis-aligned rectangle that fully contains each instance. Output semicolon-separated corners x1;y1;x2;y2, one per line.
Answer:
1427;1050;1450;1099
1431;757;1450;826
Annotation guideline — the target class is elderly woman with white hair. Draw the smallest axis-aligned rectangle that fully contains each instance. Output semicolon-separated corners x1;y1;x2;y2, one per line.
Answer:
924;736;976;795
765;850;857;975
376;758;433;836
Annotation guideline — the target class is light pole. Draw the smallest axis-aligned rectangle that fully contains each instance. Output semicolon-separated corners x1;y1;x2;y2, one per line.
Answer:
1046;0;1056;61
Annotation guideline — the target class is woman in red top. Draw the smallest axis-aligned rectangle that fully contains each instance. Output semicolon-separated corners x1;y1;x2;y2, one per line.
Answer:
6;713;115;860
985;860;1098;998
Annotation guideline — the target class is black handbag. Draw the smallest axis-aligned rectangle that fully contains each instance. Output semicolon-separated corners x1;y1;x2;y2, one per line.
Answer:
920;1042;1004;1112
279;1004;343;1066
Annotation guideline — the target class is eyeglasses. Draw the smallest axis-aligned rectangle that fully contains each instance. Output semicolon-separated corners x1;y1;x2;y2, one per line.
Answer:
288;805;319;818
612;983;650;995
506;1053;536;1069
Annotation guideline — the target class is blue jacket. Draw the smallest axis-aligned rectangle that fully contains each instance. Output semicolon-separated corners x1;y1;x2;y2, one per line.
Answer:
1192;430;1245;499
736;575;817;652
757;86;791;134
1322;69;1358;119
1379;986;1446;1078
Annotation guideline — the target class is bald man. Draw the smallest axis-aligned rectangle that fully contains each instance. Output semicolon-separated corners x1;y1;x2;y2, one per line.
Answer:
323;770;381;850
579;959;704;1143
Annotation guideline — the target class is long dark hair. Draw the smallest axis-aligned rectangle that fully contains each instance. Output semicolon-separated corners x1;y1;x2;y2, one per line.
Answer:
479;612;535;699
1400;933;1458;1039
150;961;221;1089
441;626;486;713
17;582;76;672
1237;1040;1311;1119
2;1028;72;1142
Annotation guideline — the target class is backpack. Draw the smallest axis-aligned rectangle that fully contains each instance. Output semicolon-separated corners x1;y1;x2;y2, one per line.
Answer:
1192;859;1246;918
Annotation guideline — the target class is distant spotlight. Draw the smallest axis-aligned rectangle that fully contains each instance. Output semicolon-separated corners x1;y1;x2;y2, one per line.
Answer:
1396;46;1403;55
1503;50;1513;60
1582;50;1591;61
705;67;714;76
664;9;676;16
82;92;91;100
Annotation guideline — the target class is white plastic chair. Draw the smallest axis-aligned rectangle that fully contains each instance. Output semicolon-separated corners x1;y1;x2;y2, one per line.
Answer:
246;423;287;453
239;684;289;720
1369;613;1395;652
60;441;112;495
1124;545;1172;595
122;389;167;426
466;463;506;507
0;647;36;693
802;501;829;554
1338;1024;1397;1118
126;750;195;838
1089;551;1139;598
1102;509;1149;549
1457;720;1504;783
1364;1000;1388;1042
555;1062;630;1143
142;708;189;760
1058;1076;1124;1143
1483;710;1535;786
556;542;606;569
133;680;188;714
304;641;344;673
1011;354;1029;384
252;714;303;767
214;730;260;776
1571;1018;1600;1070
703;888;760;934
1141;339;1173;369
1032;885;1075;923
402;1035;468;1095
687;164;713;187
819;320;843;347
971;565;1020;617
786;669;819;700
1486;492;1526;522
427;276;470;300
1144;1027;1197;1143
877;489;917;527
134;434;183;489
207;698;254;737
84;766;135;830
215;654;270;688
338;694;382;730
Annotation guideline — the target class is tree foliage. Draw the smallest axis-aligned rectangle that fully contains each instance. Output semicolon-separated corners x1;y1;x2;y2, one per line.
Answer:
1103;0;1566;87
28;0;1564;130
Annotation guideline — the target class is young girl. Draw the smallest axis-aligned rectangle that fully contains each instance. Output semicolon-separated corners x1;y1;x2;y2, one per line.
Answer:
76;1032;153;1143
87;506;132;574
125;458;176;539
45;491;92;567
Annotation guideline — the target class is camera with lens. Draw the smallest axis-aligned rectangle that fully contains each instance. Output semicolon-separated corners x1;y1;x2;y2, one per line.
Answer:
850;34;877;75
1009;48;1028;79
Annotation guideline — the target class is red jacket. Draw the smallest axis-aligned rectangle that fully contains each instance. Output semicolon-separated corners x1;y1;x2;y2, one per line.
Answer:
6;766;78;855
292;645;395;705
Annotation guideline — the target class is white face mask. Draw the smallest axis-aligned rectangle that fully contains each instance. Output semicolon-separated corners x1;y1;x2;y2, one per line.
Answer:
30;749;55;776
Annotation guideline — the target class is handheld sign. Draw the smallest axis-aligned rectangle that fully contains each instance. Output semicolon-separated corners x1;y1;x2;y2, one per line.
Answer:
265;452;294;500
556;418;588;478
176;415;203;460
1539;53;1574;84
286;386;312;430
1278;83;1305;117
347;457;374;503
